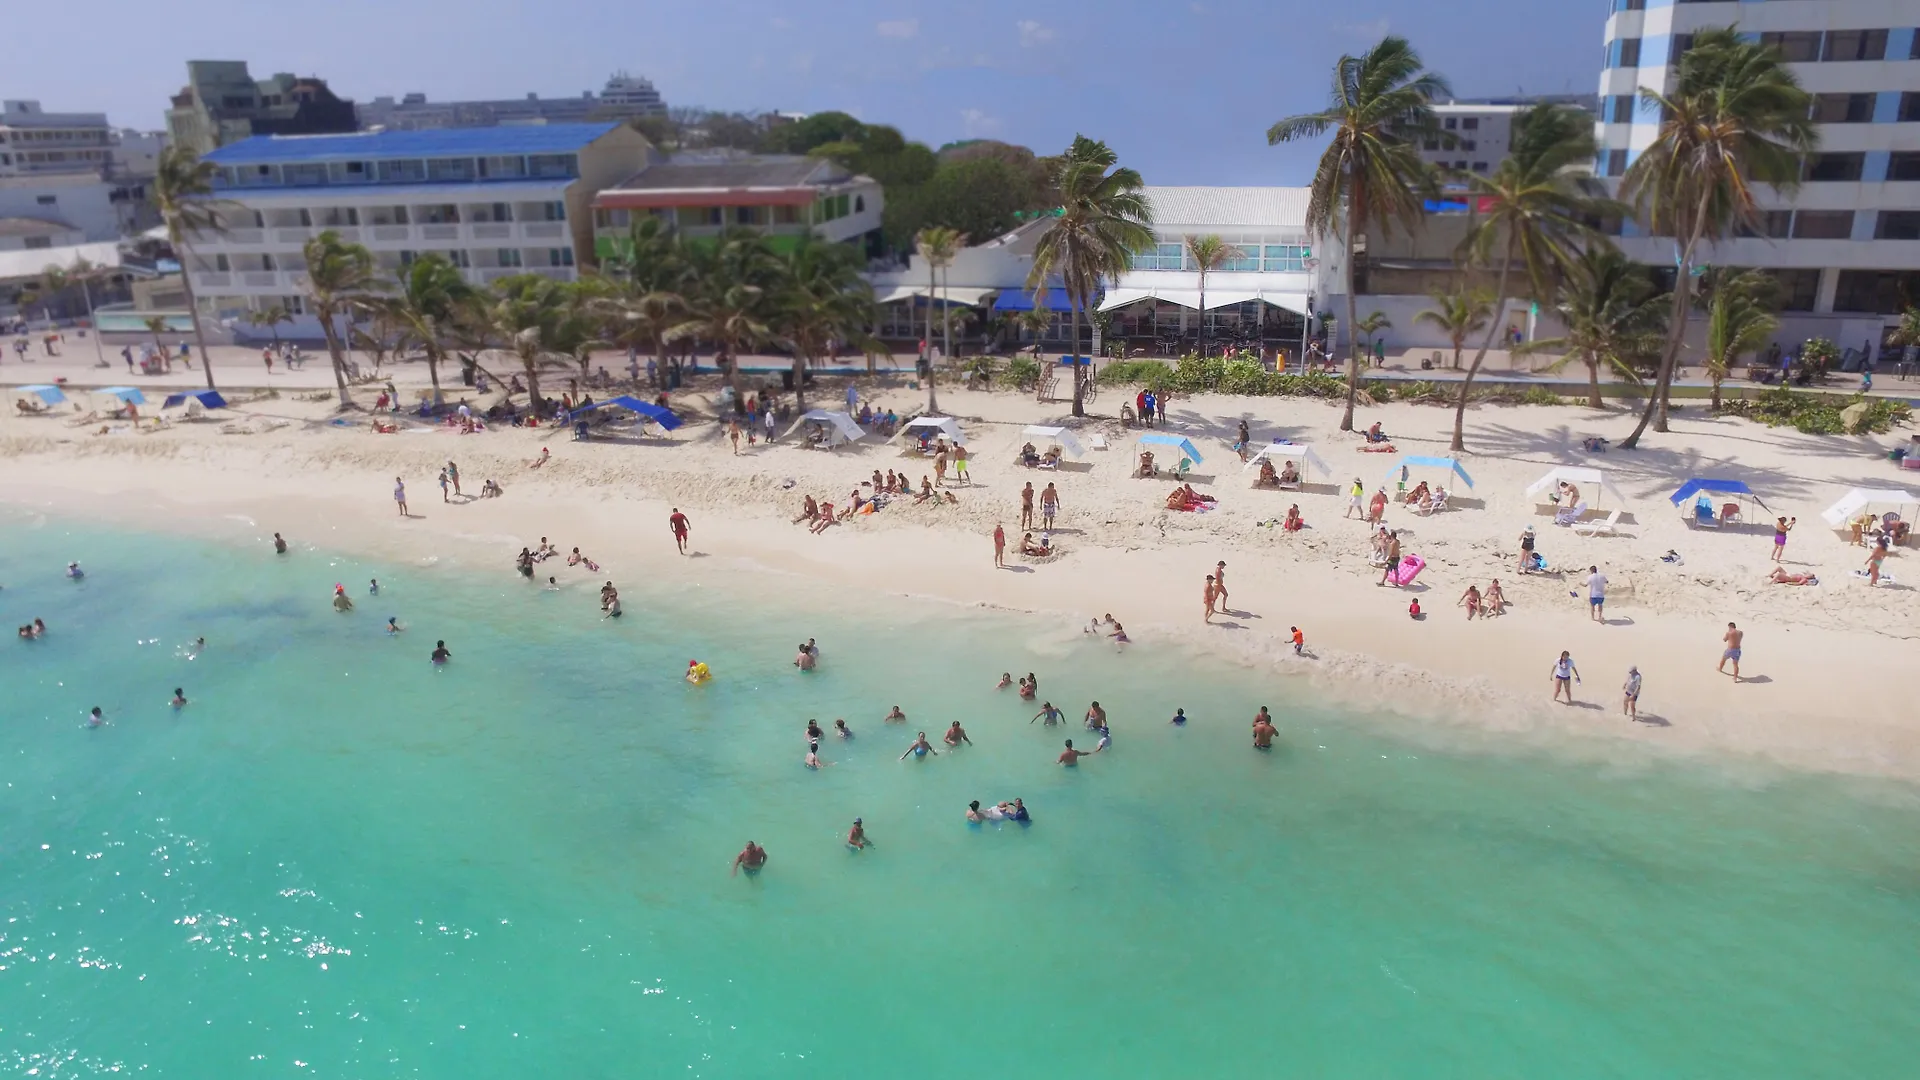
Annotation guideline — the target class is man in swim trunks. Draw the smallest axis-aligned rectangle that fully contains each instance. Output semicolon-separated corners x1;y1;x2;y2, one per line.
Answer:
170;688;188;708
1084;701;1106;730
1031;702;1063;725
1252;714;1277;749
1622;666;1642;721
900;732;938;760
668;508;691;555
273;532;288;554
944;721;972;747
885;705;907;723
846;819;869;849
1380;531;1402;588
431;640;452;663
1058;739;1095;766
731;841;767;876
794;644;815;670
1718;622;1743;678
1020;482;1035;529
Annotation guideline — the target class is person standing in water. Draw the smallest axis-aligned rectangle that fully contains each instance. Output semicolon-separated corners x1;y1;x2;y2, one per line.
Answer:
272;532;288;554
1251;710;1277;750
1031;702;1063;725
900;732;938;761
1058;739;1096;766
89;706;106;727
332;586;354;612
431;640;452;664
944;721;972;747
170;688;189;709
731;841;767;876
846;819;869;850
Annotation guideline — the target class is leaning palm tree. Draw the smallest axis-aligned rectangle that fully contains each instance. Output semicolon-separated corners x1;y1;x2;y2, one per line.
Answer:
1618;27;1815;447
1699;269;1779;410
243;304;293;350
142;315;171;363
776;237;882;412
153;145;236;392
1269;35;1448;431
1026;135;1156;417
299;230;379;407
374;255;473;398
1448;102;1615;450
42;258;113;368
596;215;689;384
1525;247;1667;409
1183;234;1242;358
914;226;965;413
1886;307;1920;365
487;274;595;413
1354;310;1392;362
1415;287;1493;374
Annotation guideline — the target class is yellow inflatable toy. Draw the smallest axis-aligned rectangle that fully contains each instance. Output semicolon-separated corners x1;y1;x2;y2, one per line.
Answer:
686;659;712;684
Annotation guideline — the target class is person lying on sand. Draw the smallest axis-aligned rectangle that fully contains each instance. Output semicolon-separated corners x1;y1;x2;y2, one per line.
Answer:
1767;568;1819;586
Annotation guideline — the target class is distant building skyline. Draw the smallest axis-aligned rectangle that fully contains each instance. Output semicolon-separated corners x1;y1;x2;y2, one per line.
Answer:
357;72;668;131
165;61;359;157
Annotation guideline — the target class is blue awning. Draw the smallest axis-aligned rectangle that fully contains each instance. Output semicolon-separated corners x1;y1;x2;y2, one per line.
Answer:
569;394;682;431
97;386;146;405
1669;478;1762;506
1139;433;1203;465
16;384;66;405
163;390;228;410
993;288;1077;313
1390;456;1476;490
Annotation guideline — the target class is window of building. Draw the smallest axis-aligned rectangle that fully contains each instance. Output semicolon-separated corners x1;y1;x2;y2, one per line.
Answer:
1613;0;1644;11
1758;31;1822;63
284;163;327;186
1603;149;1628;177
1769;268;1821;312
261;253;277;271
1607;94;1634;124
1423;139;1440;151
1444;117;1457;130
1834;270;1920;314
35;194;55;205
733;205;760;225
1823;29;1887;62
376;159;426;183
479;156;526;179
1889;152;1920;181
1133;243;1183;271
1812;93;1876;124
24;236;51;250
1616;37;1641;67
1901;94;1920;123
1736;211;1794;240
497;249;523;267
214;254;231;272
1471;161;1490;173
548;248;575;267
1461;117;1479;131
1791;210;1854;239
1803;153;1865;182
446;250;470;268
1459;139;1477;152
676;207;711;228
1222;244;1260;272
399;250;419;267
773;204;800;225
854;195;865;213
1875;211;1920;241
1453;160;1468;170
426;158;476;182
595;207;630;229
527;154;578;179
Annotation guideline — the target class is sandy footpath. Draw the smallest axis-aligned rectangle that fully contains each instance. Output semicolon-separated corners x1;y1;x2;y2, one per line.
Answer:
3;375;1917;780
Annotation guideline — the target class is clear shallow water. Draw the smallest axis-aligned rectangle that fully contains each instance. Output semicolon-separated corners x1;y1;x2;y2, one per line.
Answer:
3;512;1920;1078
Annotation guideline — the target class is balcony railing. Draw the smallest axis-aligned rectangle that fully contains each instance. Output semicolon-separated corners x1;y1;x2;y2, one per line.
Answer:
471;223;512;240
420;224;461;241
193;272;233;289
522;222;566;240
274;228;310;244
222;227;266;245
369;225;411;242
241;271;281;288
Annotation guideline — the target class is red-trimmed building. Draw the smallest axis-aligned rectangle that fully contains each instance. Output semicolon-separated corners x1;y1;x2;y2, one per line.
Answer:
591;152;882;258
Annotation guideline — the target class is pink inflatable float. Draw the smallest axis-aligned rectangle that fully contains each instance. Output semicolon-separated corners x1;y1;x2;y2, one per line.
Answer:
1390;553;1426;586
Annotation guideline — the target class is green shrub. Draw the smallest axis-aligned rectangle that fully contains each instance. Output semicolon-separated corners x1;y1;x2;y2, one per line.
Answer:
1796;338;1839;383
1519;386;1564;406
1095;360;1169;386
1005;356;1041;389
1217;359;1270;396
1717;389;1910;434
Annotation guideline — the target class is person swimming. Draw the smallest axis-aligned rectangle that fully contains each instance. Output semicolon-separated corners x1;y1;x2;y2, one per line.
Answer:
1030;702;1063;725
66;561;84;579
88;706;104;727
331;585;354;612
170;688;188;708
686;660;711;683
996;672;1013;690
884;705;907;723
186;636;205;659
834;719;853;739
431;640;451;664
1170;708;1187;725
846;819;869;850
900;732;938;761
386;617;403;634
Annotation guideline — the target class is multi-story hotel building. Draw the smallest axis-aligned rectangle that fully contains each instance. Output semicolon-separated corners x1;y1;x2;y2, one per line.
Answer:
590;152;883;258
1598;0;1920;347
189;123;651;329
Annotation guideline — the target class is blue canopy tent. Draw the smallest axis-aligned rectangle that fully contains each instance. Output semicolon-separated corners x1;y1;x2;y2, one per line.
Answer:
96;386;146;405
992;288;1077;313
162;390;228;410
15;384;66;405
1389;456;1476;490
567;395;682;437
1139;432;1204;466
1670;478;1765;528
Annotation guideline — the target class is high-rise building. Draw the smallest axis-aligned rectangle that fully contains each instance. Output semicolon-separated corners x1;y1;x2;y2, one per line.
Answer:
166;61;358;157
0;100;114;178
1414;96;1599;177
357;73;669;132
1597;1;1920;344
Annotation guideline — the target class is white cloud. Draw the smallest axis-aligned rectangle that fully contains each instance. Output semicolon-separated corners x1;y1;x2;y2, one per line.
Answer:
876;19;919;39
1016;20;1055;47
959;108;1003;138
1333;17;1391;39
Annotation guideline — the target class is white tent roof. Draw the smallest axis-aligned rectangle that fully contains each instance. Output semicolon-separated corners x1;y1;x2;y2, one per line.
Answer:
784;409;865;445
902;416;965;445
1244;441;1329;481
1097;286;1308;315
0;240;123;284
874;285;996;306
1022;425;1085;458
1821;487;1918;527
1098;289;1153;312
1525;466;1628;510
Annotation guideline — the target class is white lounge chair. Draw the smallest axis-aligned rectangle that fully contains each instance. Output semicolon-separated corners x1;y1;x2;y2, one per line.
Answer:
1089;434;1109;451
1573;508;1623;536
1553;501;1588;527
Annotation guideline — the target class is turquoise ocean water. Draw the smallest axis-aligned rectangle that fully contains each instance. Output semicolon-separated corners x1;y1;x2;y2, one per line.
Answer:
3;510;1919;1077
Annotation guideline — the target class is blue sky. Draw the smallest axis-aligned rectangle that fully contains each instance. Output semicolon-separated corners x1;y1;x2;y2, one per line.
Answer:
9;0;1601;185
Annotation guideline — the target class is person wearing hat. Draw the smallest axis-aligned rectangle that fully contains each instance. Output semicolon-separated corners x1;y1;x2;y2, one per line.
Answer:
331;585;354;612
1517;525;1536;574
846;819;869;850
65;561;84;579
1622;666;1642;721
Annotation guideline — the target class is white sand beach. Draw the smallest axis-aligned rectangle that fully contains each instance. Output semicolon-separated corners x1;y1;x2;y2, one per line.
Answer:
4;372;1917;779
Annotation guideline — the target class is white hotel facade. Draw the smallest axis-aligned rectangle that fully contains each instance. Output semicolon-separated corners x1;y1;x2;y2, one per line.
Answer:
1599;0;1920;348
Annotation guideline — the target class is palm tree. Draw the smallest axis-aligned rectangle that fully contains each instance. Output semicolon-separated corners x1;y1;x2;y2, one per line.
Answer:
1354;310;1392;362
1618;27;1815;447
1699;269;1779;409
1415;287;1493;374
1182;234;1242;358
598;216;688;385
487;274;598;413
1269;36;1448;431
299;230;379;406
42;258;112;368
1449;102;1614;451
153;145;236;392
243;304;293;350
914;226;965;413
1027;135;1155;417
372;256;473;398
776;237;881;411
142;315;171;364
1886;307;1920;367
1525;247;1667;409
667;230;780;406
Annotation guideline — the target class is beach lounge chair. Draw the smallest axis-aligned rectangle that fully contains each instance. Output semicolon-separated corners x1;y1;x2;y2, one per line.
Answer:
1720;502;1743;525
1693;500;1719;528
1553;501;1588;527
1422;490;1449;515
1090;434;1109;452
1573;508;1623;537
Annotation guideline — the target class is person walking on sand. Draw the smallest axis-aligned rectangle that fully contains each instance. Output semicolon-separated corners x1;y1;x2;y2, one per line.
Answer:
439;467;451;503
1347;477;1365;519
1369;488;1389;525
1551;650;1581;704
1584;565;1608;623
1379;531;1402;587
394;477;408;517
1622;666;1642;721
1718;622;1743;678
1041;483;1060;531
954;443;970;485
993;523;1007;568
669;508;691;554
728;419;741;455
446;461;461;497
1771;516;1795;563
1213;561;1230;607
1020;482;1035;530
1865;540;1888;585
1203;575;1218;623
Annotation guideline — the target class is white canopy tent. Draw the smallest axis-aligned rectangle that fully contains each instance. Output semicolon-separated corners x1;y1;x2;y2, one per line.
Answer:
1525;466;1629;512
1244;441;1330;481
901;416;966;445
1022;425;1085;458
784;409;866;447
1821;487;1918;528
874;285;998;306
1098;287;1309;316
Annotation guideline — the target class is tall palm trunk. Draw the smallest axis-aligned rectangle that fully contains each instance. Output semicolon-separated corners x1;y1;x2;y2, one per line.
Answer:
426;345;444;396
1069;301;1085;417
1584;353;1603;409
1339;211;1360;431
1451;233;1515;452
1198;268;1209;358
176;256;219;392
793;354;808;412
1622;194;1710;448
318;310;353;406
940;266;954;363
522;351;544;415
926;262;938;379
